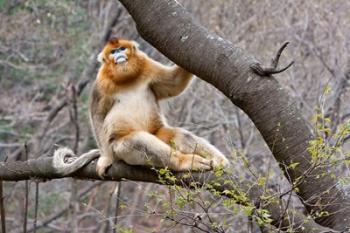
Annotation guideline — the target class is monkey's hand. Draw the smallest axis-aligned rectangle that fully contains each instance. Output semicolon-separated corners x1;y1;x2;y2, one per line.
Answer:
53;148;100;176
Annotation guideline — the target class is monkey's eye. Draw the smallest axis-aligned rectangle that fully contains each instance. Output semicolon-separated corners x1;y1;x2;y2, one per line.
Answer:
111;47;126;54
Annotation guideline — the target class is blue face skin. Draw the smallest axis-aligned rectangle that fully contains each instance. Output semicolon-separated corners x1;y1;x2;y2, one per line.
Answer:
111;47;128;64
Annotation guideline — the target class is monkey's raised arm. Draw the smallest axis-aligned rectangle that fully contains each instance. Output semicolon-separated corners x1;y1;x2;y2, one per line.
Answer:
148;61;193;100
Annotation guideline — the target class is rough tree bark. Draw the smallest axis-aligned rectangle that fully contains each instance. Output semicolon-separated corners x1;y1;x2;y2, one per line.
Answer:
118;0;350;231
0;156;338;233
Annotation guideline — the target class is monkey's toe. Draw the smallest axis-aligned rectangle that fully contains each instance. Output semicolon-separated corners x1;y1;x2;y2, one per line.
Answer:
96;156;114;178
212;156;230;169
96;165;110;178
186;154;212;171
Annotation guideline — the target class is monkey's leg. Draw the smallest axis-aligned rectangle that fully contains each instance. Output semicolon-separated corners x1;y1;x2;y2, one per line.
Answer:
156;127;230;168
112;131;212;171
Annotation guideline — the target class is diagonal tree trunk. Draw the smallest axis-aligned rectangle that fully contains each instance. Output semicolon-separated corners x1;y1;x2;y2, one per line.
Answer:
118;0;350;231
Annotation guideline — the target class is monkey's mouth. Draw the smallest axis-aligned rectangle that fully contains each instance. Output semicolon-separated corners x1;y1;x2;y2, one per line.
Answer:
115;55;128;64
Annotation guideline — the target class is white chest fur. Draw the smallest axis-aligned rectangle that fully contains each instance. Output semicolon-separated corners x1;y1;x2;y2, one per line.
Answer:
103;83;162;132
116;83;154;110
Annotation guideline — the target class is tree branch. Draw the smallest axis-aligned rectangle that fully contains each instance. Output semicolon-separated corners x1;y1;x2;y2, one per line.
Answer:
118;0;350;231
0;154;339;233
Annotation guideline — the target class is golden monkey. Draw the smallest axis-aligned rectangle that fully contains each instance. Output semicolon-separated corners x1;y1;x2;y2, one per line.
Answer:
53;38;229;177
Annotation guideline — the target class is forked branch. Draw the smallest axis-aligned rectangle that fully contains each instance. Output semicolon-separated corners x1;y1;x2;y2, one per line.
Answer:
250;42;294;76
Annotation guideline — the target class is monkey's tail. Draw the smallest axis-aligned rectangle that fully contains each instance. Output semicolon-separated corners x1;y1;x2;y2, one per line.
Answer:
52;147;100;176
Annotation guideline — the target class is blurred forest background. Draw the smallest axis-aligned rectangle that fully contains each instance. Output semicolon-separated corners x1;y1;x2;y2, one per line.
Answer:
0;0;349;232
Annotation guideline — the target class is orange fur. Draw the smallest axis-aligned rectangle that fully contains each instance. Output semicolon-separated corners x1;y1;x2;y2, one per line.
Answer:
96;39;144;95
155;127;176;144
175;152;187;167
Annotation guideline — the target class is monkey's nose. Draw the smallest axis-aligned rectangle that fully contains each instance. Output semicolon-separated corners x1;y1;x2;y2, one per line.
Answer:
115;56;127;64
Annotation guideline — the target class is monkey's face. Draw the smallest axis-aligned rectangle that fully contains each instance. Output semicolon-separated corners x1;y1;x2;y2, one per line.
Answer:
98;38;139;67
110;47;128;64
98;38;143;83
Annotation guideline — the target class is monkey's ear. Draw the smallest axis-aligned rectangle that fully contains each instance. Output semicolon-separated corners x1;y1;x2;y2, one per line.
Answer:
132;41;140;50
97;52;105;63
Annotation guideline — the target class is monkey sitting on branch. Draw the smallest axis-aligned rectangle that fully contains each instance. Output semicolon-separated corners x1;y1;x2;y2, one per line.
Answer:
53;38;229;177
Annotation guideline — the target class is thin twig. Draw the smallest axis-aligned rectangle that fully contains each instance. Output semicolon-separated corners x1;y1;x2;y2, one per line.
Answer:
0;154;6;233
33;182;39;233
271;42;290;68
277;186;293;232
23;143;29;233
113;182;123;232
101;187;114;233
0;179;5;233
70;85;80;154
165;215;211;233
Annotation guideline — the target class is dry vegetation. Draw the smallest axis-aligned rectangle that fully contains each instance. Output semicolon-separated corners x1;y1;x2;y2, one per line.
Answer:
0;0;349;232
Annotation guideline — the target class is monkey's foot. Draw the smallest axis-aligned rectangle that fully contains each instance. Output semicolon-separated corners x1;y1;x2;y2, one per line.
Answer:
96;156;114;178
170;153;212;171
211;156;230;169
250;41;294;76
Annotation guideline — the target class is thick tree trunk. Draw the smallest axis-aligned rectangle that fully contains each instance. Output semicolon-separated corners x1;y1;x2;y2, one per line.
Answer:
118;0;350;231
0;157;338;233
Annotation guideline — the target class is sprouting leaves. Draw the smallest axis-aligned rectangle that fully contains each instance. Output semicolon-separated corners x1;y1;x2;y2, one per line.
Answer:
157;167;177;184
287;162;300;170
255;209;273;225
257;177;267;186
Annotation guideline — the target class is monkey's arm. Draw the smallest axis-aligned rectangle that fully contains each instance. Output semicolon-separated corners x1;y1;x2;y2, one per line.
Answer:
149;62;193;100
89;82;114;148
89;82;118;176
